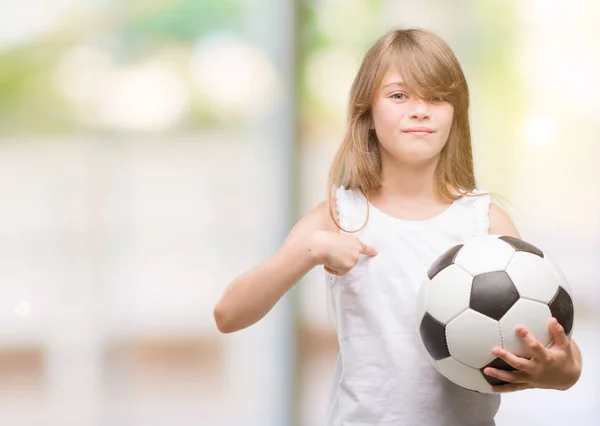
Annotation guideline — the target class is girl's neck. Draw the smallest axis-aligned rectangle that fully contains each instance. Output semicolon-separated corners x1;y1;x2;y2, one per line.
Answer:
376;157;442;204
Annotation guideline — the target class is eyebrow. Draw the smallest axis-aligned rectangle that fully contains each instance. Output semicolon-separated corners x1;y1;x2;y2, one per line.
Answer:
382;81;407;89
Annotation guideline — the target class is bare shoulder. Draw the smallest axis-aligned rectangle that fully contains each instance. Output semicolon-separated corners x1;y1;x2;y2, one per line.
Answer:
281;200;339;249
488;203;520;238
307;200;339;233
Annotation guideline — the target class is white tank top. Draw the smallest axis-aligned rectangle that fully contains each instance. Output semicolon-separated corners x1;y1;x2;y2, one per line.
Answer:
326;186;500;426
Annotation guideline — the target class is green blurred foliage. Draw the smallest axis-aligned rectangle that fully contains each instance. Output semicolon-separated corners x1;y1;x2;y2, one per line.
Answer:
297;0;380;136
463;0;522;197
118;0;241;60
0;0;243;136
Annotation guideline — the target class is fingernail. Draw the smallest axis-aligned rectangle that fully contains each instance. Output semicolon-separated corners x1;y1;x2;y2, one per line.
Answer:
492;348;504;356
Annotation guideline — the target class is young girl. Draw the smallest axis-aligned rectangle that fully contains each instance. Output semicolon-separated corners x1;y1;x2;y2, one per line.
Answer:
214;29;582;425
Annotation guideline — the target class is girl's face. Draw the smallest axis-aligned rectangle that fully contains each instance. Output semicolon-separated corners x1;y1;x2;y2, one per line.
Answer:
371;70;455;166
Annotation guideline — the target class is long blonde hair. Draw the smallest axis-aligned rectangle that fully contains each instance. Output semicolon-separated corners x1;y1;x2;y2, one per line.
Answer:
327;29;476;232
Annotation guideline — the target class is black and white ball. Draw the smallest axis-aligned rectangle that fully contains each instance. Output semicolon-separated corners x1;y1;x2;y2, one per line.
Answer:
416;235;575;393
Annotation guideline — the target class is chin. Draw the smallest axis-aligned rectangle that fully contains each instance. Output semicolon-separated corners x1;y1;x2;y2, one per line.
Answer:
380;138;444;165
401;156;439;166
395;147;441;164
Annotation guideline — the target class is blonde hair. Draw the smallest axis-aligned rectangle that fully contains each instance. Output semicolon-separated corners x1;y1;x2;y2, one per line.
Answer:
327;29;476;232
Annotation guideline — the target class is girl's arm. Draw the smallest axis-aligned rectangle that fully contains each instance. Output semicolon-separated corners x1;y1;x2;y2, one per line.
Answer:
213;201;377;333
488;203;520;238
213;202;334;333
486;203;582;391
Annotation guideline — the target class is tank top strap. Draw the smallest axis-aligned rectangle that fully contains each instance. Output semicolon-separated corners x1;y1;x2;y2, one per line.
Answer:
454;188;492;237
332;185;369;233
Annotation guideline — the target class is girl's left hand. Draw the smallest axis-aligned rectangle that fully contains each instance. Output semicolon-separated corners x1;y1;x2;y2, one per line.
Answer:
483;318;581;393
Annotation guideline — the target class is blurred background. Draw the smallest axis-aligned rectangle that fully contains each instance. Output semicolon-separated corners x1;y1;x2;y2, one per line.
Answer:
0;0;598;425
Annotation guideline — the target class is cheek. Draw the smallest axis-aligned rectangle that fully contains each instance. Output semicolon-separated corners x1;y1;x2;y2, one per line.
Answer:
372;104;404;133
440;108;455;133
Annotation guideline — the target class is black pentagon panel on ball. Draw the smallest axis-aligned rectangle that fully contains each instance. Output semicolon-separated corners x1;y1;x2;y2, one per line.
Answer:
470;271;520;321
480;357;516;386
498;236;544;258
427;244;464;280
549;287;574;335
419;312;451;360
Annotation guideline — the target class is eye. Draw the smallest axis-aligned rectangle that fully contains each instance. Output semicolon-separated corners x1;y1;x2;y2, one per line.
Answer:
431;96;445;102
391;92;407;100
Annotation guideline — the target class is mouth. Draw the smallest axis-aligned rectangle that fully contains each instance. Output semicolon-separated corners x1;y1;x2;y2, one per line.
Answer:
403;128;434;137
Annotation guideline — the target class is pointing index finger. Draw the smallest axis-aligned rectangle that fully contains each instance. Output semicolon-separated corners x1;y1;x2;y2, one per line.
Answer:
359;240;378;256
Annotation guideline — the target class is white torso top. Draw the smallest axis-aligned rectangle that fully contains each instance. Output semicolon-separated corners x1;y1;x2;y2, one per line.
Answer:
326;186;500;426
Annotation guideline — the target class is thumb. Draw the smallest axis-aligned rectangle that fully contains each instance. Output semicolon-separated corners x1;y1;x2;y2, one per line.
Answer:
359;240;378;256
549;317;570;348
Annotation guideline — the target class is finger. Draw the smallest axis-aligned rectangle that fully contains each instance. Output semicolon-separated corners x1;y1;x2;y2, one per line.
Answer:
549;317;570;349
491;347;533;373
516;326;548;359
323;266;339;275
483;367;529;385
492;383;532;393
359;240;378;256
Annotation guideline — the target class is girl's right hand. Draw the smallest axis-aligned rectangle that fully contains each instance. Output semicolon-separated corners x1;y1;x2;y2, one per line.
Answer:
310;230;378;275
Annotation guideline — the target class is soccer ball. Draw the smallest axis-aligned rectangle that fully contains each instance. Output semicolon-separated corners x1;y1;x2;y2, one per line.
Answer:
416;235;575;393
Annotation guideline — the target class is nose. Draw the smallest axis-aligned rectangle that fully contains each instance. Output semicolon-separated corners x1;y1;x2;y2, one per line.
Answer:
409;100;430;120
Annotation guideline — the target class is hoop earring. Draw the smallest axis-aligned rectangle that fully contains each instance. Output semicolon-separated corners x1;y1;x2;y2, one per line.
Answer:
328;187;370;234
